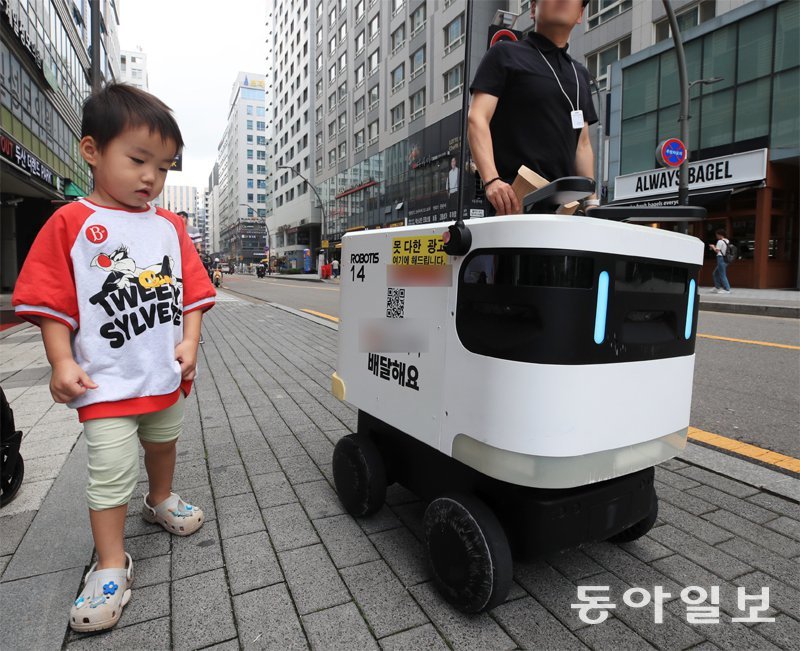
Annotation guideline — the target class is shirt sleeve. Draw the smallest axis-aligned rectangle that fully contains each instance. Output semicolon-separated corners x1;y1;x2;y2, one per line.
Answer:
178;222;216;315
578;66;599;126
470;43;509;97
12;211;80;331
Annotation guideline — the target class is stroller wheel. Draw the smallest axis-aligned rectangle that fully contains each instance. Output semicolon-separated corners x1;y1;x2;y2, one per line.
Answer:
1;453;24;508
332;433;387;517
424;492;512;613
607;494;659;543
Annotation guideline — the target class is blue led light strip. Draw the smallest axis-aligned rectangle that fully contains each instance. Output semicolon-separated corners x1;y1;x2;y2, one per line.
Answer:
594;271;609;344
685;278;696;339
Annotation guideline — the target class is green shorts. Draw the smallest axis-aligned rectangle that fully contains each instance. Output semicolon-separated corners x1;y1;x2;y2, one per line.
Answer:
83;395;184;511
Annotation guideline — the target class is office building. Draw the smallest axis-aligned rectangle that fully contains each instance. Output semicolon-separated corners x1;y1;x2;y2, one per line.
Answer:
213;71;269;264
1;0;120;290
119;46;148;90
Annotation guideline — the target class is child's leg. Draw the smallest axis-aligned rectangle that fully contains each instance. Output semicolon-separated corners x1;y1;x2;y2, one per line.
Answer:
140;438;177;506
89;506;128;570
83;415;141;570
139;395;185;507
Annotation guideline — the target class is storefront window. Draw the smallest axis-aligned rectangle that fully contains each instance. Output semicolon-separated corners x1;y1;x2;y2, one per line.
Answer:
769;213;792;260
731;216;756;260
770;189;797;262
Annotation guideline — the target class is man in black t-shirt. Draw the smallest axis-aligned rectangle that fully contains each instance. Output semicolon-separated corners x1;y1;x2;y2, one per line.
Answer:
468;0;598;215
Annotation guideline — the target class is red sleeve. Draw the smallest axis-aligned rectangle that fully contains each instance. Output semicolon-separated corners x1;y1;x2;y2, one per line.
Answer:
157;208;216;314
12;204;89;331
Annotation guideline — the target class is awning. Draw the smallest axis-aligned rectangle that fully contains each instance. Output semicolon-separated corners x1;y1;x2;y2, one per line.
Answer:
64;181;86;197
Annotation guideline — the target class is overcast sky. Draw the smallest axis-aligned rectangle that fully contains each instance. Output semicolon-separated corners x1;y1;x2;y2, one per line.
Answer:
117;0;267;191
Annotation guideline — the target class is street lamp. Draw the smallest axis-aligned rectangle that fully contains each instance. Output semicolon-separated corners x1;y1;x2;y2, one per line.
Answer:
276;164;329;259
688;77;723;91
239;203;271;264
662;0;724;209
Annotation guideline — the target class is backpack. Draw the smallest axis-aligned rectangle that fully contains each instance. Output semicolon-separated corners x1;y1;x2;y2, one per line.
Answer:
723;239;738;264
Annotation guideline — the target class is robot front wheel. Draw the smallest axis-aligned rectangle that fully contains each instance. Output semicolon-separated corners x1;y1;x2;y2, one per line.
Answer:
333;433;513;613
424;493;513;613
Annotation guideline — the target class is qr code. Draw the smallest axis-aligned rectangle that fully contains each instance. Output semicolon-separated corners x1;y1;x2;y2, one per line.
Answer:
386;288;405;318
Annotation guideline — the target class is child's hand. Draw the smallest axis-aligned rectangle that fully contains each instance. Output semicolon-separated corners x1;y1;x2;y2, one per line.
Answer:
175;339;199;381
50;359;98;403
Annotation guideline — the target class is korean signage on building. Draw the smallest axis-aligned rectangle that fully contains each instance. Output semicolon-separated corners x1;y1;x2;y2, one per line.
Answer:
0;130;59;188
614;149;768;201
0;0;44;70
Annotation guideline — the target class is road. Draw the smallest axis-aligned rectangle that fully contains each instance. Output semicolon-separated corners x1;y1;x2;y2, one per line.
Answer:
219;273;341;318
220;274;799;459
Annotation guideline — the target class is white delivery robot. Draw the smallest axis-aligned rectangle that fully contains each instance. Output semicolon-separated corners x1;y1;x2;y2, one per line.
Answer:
330;177;705;613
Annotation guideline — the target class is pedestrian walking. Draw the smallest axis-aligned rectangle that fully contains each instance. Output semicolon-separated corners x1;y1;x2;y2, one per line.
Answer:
331;258;340;278
709;229;732;294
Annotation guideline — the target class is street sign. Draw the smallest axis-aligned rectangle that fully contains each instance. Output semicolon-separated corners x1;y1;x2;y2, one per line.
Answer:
657;138;687;168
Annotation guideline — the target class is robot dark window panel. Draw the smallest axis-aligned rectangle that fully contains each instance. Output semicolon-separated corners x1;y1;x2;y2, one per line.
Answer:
615;261;688;294
463;252;594;289
456;249;700;365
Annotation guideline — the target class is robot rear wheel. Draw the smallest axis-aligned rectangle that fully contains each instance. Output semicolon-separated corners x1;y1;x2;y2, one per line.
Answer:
332;433;387;517
424;492;513;613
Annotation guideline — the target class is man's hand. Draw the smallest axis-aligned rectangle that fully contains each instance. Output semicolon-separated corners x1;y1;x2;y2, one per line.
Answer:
175;339;199;381
50;359;98;403
486;180;521;215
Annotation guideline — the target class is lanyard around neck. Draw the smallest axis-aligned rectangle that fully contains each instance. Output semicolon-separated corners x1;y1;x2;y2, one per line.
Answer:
535;46;579;113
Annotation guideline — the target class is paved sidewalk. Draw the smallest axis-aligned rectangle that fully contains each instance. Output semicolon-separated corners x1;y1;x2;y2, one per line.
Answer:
1;292;798;650
699;287;800;318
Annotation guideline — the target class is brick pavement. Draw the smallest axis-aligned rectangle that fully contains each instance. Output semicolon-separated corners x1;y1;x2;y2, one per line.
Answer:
1;291;798;650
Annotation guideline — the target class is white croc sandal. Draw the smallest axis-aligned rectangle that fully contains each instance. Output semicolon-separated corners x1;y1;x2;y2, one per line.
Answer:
142;492;204;536
70;553;133;632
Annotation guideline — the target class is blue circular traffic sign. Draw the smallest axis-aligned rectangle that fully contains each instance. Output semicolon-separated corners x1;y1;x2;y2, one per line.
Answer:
658;138;687;168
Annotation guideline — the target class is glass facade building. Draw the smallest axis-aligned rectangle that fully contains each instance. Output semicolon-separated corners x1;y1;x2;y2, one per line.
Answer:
608;0;799;289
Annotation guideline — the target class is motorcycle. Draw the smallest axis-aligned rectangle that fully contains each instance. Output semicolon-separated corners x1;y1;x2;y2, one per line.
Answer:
257;264;266;278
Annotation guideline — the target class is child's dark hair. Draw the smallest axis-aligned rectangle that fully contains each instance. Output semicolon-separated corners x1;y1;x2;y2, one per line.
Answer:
715;228;727;237
81;83;184;154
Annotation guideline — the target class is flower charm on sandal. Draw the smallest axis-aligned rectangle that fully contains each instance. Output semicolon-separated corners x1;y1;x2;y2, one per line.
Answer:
102;581;119;596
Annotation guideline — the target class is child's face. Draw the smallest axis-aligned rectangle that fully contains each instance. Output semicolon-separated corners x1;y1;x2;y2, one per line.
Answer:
81;125;177;209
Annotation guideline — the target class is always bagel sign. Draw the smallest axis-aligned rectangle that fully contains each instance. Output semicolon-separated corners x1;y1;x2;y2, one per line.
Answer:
614;149;768;201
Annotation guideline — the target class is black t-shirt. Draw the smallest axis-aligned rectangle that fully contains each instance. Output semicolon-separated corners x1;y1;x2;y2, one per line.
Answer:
470;31;598;183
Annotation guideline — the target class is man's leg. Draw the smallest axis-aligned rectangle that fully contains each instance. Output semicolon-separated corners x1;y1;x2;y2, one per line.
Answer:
719;260;731;291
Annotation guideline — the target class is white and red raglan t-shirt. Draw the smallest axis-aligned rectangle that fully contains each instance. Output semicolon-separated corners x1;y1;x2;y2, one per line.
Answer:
12;199;216;422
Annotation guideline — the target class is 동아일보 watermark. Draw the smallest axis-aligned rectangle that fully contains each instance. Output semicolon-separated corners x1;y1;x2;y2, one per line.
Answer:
571;585;775;625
